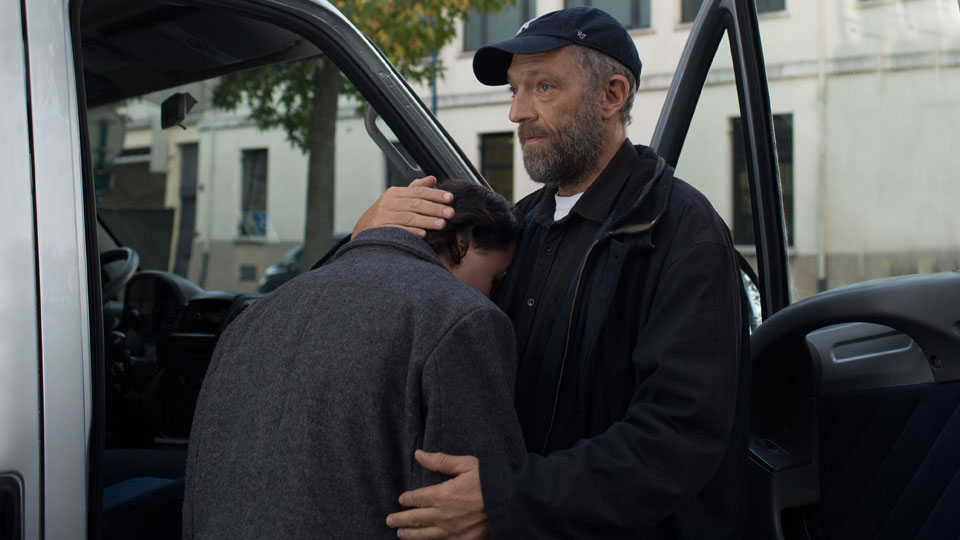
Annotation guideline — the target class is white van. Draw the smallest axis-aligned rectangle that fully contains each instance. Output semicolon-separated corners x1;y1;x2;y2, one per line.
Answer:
3;0;959;538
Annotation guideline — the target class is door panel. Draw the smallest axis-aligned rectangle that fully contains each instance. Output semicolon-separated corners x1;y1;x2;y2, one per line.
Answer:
808;323;934;395
0;1;43;539
817;381;960;539
749;272;960;539
811;323;959;538
656;3;960;538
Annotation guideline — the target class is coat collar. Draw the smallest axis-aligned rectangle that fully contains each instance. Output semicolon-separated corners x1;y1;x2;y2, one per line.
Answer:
605;144;674;238
332;227;444;268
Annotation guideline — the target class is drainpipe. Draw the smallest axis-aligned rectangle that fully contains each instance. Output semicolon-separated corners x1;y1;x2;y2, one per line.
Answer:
430;50;438;115
199;112;217;289
816;0;829;293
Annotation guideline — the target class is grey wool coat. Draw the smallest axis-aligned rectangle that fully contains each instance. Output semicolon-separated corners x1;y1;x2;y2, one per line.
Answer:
182;227;526;539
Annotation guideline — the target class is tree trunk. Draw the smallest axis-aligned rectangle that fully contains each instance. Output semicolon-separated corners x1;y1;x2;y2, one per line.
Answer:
302;57;339;270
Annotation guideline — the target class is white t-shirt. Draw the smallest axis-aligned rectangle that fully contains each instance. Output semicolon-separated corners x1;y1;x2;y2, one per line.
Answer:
554;191;584;221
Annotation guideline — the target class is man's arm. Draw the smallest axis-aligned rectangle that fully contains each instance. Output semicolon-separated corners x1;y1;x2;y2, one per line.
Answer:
387;306;526;540
310;176;454;270
390;240;744;539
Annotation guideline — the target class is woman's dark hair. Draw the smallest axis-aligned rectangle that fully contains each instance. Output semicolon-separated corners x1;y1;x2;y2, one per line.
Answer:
424;179;519;265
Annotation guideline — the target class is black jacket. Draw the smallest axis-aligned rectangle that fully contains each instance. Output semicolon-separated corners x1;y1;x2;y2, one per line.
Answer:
480;144;750;539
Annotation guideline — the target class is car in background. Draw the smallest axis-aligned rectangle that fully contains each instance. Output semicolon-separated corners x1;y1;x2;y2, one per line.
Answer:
258;244;305;293
257;234;348;293
2;0;958;539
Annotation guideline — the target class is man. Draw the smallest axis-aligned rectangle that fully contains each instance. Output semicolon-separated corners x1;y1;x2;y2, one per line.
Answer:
364;7;749;539
183;181;527;539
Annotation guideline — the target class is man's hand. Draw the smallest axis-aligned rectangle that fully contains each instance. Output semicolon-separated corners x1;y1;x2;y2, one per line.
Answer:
353;176;455;238
386;450;489;540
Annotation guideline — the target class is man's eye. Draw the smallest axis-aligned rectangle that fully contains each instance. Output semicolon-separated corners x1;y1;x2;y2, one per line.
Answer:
508;87;518;97
539;83;552;92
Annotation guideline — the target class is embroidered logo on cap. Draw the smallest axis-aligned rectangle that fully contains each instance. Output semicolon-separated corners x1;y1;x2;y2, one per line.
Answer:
577;30;586;40
516;14;545;36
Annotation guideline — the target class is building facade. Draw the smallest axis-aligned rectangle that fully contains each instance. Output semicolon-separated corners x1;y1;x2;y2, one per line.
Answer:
103;0;960;299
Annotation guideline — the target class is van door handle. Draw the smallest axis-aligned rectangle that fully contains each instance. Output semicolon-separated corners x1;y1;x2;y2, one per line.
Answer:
363;103;423;182
0;476;22;540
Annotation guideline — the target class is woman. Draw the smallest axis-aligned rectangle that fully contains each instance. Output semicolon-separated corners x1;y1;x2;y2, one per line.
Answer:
183;180;526;539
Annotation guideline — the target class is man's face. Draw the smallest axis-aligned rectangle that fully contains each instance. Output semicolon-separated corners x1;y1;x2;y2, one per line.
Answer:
506;47;606;191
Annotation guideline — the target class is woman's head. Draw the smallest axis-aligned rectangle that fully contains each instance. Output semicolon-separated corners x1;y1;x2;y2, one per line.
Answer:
423;179;519;296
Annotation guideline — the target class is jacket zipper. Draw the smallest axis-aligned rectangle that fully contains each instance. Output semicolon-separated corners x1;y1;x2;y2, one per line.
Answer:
539;220;658;454
541;238;599;454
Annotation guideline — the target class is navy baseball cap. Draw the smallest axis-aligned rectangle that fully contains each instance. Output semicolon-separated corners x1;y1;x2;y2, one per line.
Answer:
473;7;642;87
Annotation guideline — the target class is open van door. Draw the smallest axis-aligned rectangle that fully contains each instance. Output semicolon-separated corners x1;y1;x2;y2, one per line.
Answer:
68;0;491;538
653;1;960;538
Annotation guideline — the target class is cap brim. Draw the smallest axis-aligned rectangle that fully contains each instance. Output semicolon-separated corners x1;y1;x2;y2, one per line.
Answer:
472;35;571;86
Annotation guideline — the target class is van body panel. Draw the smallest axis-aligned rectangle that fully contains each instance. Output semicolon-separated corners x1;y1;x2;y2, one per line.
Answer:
0;2;44;539
24;0;92;535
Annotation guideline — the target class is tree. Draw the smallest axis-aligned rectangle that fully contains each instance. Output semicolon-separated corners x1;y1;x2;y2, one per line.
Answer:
213;0;513;269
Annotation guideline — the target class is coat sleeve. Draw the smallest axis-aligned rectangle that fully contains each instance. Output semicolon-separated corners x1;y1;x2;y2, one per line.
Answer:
418;305;528;488
479;240;744;538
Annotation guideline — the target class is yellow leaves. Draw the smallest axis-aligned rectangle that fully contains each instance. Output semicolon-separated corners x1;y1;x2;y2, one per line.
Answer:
330;0;513;83
365;17;382;34
422;26;436;42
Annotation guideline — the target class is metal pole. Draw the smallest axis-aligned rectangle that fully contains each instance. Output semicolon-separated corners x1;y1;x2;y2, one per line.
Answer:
430;50;438;114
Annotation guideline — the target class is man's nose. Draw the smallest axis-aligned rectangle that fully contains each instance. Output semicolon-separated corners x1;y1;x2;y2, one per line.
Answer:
509;90;536;124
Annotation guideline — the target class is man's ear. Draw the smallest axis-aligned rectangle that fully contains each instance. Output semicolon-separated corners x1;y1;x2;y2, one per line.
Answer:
599;74;630;121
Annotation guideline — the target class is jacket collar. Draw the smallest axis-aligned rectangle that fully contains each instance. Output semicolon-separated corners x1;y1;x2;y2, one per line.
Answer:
605;144;674;238
331;227;444;267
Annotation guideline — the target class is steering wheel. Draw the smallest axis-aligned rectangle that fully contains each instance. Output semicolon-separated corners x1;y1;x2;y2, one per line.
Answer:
100;247;139;302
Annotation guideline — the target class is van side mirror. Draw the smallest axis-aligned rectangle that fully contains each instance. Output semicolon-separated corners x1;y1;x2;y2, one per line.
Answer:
161;93;198;129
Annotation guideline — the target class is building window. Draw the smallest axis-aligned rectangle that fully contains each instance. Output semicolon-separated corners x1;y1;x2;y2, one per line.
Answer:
564;0;650;29
240;149;268;237
682;0;784;23
732;114;793;247
463;1;535;52
480;133;514;201
680;0;700;23
756;0;787;13
238;264;258;282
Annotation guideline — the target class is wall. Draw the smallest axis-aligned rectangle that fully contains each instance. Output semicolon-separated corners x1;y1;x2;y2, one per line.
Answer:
114;0;960;299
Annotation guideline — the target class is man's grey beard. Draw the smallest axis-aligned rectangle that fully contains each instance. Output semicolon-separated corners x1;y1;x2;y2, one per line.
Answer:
519;95;606;190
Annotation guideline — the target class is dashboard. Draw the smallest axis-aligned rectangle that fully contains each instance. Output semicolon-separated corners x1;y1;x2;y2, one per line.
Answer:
107;270;262;446
124;271;203;340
